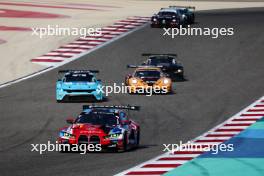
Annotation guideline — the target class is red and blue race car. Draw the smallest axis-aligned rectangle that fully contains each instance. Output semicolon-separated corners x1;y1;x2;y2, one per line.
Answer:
58;105;140;152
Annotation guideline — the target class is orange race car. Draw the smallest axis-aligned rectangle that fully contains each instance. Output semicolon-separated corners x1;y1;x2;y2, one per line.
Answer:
125;65;172;94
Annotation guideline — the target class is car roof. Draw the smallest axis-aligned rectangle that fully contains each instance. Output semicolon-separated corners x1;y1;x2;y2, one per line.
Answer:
149;55;175;59
170;7;187;10
83;108;123;114
64;72;95;78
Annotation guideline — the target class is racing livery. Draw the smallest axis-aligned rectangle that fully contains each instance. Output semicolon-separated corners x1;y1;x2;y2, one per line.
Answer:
151;6;195;27
151;8;180;28
56;70;103;102
125;65;172;94
142;53;184;79
169;6;195;24
58;105;140;152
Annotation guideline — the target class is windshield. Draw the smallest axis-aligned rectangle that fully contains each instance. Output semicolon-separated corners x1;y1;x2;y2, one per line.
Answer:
76;112;118;126
178;9;187;14
65;74;93;82
177;9;187;14
135;70;161;78
149;57;174;65
158;12;177;16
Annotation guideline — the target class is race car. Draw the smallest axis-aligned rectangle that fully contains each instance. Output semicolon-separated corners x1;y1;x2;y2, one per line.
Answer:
151;8;180;28
125;65;172;94
58;105;140;152
169;6;195;24
56;70;103;102
142;53;184;79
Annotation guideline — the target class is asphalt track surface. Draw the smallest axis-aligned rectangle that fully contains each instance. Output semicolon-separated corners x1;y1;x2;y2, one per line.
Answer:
0;8;264;176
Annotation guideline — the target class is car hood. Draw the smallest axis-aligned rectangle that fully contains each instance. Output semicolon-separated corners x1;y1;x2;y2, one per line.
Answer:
140;77;160;83
154;63;172;67
157;15;174;19
153;63;182;69
68;124;117;135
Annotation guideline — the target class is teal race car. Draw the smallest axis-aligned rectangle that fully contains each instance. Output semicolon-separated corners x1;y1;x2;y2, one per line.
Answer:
56;70;103;102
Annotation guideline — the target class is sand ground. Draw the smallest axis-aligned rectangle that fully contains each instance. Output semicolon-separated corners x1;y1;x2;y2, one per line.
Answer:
0;0;264;84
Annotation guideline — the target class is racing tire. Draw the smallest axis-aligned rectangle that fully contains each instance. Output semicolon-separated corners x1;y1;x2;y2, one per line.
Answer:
57;96;67;103
118;133;127;152
136;130;140;147
191;15;195;24
56;100;64;103
179;73;184;80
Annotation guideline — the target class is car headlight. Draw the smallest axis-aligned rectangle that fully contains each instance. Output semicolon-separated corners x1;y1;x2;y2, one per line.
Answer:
172;19;176;22
163;79;170;84
60;132;75;138
177;69;183;73
105;133;122;139
110;133;121;138
96;86;103;92
153;18;157;22
131;79;138;84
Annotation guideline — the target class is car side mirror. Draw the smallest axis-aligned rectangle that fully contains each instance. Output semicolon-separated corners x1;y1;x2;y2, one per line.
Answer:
66;118;74;124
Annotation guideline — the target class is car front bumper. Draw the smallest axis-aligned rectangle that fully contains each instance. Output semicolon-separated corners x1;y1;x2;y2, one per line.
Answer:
56;89;103;101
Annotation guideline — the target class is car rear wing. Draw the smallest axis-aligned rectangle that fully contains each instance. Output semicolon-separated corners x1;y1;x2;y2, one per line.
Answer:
169;6;195;10
142;53;177;57
83;105;140;111
160;8;171;10
58;70;99;74
127;65;163;68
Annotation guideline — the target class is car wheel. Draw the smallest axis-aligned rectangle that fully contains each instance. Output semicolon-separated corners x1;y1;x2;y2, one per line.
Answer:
136;130;140;147
57;96;67;103
56;99;64;103
179;73;184;80
191;15;195;24
118;133;127;152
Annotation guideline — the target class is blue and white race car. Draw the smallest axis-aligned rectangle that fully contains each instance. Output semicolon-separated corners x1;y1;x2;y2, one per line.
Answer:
56;70;103;102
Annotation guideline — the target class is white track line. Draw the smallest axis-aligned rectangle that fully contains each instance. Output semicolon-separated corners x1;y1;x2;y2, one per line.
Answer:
115;96;264;176
30;17;150;66
0;17;150;89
